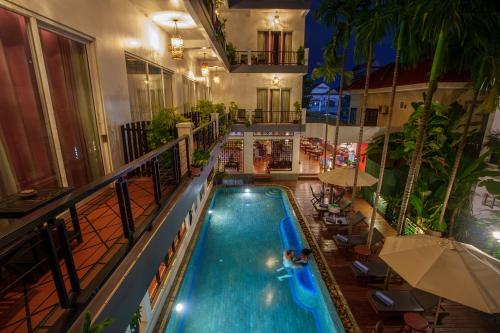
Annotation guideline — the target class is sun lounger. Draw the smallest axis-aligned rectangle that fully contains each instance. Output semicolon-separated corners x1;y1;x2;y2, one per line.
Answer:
368;290;425;318
333;227;384;250
325;211;365;228
351;261;388;285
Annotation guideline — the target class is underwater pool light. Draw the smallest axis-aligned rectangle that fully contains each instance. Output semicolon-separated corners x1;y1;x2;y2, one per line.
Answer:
208;210;213;214
244;188;250;193
175;303;184;312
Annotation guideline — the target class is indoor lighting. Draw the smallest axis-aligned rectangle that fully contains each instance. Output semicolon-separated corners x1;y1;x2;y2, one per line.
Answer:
201;52;209;77
170;20;184;59
272;76;280;86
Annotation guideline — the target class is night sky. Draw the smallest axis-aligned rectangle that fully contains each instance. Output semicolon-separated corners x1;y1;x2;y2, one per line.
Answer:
305;0;396;88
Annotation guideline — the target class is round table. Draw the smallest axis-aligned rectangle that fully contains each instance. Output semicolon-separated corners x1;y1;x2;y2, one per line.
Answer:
354;245;371;261
403;312;429;332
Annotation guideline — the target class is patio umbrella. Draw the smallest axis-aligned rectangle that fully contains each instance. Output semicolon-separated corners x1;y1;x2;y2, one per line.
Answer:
318;167;378;188
379;234;500;326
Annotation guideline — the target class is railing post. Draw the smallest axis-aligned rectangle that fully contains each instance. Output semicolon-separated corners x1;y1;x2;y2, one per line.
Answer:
41;222;70;308
177;122;194;176
115;177;134;243
173;143;182;184
152;157;161;204
55;219;81;294
211;113;219;142
69;206;83;243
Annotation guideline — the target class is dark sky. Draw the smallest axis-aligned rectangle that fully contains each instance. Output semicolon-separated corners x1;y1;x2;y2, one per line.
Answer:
305;0;396;88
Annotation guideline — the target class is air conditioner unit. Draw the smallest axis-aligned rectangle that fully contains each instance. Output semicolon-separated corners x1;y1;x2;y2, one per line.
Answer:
378;105;389;114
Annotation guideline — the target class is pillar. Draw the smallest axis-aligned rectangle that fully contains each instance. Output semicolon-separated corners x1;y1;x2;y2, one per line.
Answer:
176;122;194;175
210;112;219;136
292;132;301;173
243;131;254;173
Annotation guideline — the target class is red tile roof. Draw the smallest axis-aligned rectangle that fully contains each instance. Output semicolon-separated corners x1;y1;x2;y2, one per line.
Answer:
345;60;470;90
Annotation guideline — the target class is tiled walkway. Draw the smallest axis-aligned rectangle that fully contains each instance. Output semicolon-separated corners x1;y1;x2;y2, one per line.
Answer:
273;180;498;333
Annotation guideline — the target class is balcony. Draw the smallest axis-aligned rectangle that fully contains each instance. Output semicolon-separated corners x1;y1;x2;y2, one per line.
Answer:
230;50;308;73
231;109;305;132
0;115;230;332
227;0;311;10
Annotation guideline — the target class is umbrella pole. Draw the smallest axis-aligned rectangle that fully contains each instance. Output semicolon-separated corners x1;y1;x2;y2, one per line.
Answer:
432;297;442;332
383;267;392;290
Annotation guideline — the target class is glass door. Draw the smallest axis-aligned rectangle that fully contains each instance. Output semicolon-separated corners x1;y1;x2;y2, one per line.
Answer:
39;28;104;188
0;8;59;197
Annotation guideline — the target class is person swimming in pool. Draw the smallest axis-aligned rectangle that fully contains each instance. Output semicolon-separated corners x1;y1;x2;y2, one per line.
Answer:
293;248;312;266
276;249;302;281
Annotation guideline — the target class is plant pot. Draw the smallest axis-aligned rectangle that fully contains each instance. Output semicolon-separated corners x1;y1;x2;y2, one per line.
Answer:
190;166;201;177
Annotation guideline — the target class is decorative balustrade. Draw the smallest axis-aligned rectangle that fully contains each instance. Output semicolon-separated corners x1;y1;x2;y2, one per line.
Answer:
233;50;306;66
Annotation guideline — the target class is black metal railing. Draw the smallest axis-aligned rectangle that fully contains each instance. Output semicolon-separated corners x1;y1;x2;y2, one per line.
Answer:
233;51;305;66
0;135;193;332
193;119;218;151
252;110;301;124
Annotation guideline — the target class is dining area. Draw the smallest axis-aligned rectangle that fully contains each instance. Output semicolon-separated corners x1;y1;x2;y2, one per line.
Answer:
299;137;359;173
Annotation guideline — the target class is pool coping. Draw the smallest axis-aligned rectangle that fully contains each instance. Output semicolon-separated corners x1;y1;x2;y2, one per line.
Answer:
270;185;361;333
159;185;361;333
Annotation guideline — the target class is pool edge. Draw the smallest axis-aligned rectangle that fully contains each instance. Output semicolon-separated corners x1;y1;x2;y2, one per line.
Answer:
264;185;361;333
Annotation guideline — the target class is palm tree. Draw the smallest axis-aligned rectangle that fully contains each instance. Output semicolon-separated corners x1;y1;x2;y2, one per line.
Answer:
394;0;490;235
438;11;500;236
365;0;423;246
316;0;363;171
349;0;386;235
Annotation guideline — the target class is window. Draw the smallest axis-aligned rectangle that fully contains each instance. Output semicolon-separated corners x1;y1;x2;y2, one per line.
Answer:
257;31;293;65
125;54;174;121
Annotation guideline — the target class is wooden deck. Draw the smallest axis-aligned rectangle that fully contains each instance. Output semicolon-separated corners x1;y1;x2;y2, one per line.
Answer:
269;180;498;333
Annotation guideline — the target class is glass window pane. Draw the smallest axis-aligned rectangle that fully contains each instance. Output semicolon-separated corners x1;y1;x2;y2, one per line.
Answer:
0;8;59;197
39;28;104;188
148;64;163;115
126;55;149;121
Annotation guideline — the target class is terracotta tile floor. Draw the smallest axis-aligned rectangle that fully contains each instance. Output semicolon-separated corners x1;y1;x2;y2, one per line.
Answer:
270;180;498;333
0;177;157;333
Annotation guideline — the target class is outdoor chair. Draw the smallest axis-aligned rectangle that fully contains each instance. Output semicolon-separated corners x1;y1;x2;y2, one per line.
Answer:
333;227;384;251
367;289;446;321
351;260;389;285
372;320;384;333
324;211;366;230
309;185;323;205
237;109;246;123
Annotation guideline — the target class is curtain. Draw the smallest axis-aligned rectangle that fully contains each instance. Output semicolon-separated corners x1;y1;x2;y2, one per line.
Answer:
148;64;163;116
283;32;293;64
0;8;59;198
163;70;173;108
39;28;103;188
271;89;281;122
281;89;291;122
126;55;149;121
256;89;268;110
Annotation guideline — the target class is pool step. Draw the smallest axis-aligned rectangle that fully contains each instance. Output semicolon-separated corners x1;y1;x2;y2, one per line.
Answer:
265;188;282;198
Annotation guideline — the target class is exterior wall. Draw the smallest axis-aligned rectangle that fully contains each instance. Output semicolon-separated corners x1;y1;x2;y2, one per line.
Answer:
348;83;474;127
5;0;207;170
220;9;306;52
211;72;303;109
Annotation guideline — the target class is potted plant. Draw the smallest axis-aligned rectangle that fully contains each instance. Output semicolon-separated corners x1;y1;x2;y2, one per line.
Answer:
77;311;113;333
226;42;236;64
245;116;251;128
297;46;305;65
293;101;302;124
129;307;141;333
147;107;188;150
219;126;229;141
191;148;211;176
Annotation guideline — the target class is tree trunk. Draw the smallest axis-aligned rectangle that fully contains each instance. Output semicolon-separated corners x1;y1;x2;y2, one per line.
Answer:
439;88;480;234
332;47;348;170
367;28;403;247
324;91;331;172
448;207;459;238
395;26;446;235
350;42;373;236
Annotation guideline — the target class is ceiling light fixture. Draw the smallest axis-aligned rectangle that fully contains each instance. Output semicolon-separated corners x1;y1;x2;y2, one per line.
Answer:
201;52;209;77
170;19;184;60
274;13;280;27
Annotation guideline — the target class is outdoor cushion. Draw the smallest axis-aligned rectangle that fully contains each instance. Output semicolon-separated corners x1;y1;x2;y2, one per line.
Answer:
336;234;349;243
375;291;394;307
353;261;369;273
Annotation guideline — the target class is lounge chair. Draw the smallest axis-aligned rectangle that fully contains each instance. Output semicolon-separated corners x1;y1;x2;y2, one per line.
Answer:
367;289;445;321
351;261;388;285
309;185;323;205
333;227;384;250
324;211;366;229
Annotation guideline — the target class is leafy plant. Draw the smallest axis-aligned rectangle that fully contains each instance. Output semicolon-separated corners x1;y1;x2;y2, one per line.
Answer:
297;46;305;65
192;149;210;168
79;311;113;333
228;101;238;123
225;42;236;64
245;116;251;128
214;103;226;115
194;100;216;124
147;108;188;149
129;307;141;332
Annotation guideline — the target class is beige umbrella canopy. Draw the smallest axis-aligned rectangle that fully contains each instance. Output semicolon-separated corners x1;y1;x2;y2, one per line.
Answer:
318;167;378;188
379;234;500;314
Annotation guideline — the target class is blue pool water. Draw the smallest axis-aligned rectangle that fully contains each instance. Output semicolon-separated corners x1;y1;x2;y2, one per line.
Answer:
165;187;344;333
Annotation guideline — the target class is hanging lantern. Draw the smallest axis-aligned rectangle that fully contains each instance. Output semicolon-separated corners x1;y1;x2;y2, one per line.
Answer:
213;74;220;84
170;20;184;60
201;52;209;76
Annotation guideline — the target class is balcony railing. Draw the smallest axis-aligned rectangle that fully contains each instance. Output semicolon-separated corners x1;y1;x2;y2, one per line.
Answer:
232;50;306;66
233;109;302;125
0;115;230;332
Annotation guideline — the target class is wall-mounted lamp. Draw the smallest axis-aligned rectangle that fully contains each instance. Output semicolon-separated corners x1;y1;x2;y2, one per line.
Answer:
272;76;280;86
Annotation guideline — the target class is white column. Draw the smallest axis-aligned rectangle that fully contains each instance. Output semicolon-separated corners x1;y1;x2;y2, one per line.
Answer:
292;132;301;173
301;107;307;124
211;112;219;136
243;132;254;173
176;122;194;173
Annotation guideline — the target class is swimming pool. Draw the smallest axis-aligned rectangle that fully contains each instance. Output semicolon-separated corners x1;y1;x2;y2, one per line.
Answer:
164;187;344;333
